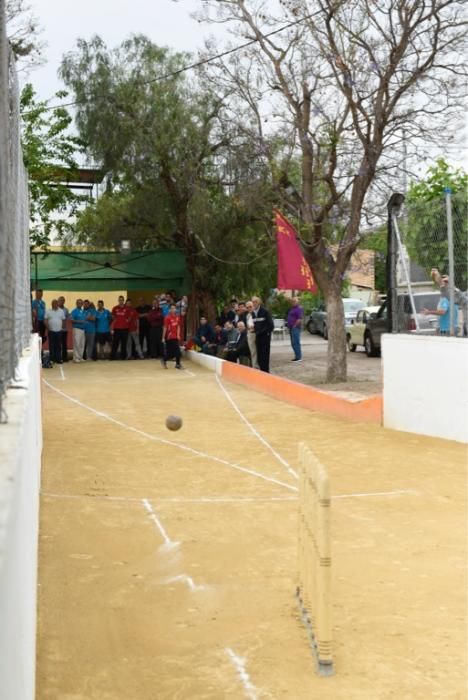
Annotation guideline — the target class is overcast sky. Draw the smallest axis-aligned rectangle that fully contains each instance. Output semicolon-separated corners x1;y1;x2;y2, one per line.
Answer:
26;0;466;170
27;0;228;100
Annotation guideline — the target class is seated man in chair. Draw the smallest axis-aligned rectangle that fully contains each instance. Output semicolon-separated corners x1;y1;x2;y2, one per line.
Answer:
224;321;251;365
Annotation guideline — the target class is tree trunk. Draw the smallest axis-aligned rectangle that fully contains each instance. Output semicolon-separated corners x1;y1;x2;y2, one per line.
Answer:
325;283;347;383
197;288;218;324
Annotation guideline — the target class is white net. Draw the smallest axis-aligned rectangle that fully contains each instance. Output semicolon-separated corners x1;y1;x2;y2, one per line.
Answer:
0;7;31;418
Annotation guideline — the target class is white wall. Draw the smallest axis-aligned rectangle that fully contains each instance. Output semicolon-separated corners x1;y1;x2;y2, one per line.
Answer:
187;350;223;375
0;335;42;700
382;334;468;443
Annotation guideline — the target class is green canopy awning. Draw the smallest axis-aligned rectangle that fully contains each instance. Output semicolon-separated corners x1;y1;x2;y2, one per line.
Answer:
31;250;190;293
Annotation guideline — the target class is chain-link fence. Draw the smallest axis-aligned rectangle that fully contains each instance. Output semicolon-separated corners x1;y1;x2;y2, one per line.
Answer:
0;6;31;419
388;191;467;337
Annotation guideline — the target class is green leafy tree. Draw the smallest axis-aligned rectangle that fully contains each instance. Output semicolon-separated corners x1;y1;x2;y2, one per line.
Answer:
59;35;276;320
405;160;467;289
20;84;84;247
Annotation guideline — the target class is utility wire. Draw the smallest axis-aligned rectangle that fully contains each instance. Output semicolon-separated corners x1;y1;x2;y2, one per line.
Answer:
194;232;274;266
24;10;321;115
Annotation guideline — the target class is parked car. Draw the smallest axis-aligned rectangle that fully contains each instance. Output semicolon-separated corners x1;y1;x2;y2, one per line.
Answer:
347;306;381;352
306;298;366;339
306;304;326;336
363;292;440;357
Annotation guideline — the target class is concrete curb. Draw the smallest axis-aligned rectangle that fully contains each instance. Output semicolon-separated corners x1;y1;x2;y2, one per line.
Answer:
187;350;382;424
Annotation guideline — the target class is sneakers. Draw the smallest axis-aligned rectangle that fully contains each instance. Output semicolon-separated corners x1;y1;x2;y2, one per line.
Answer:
291;358;303;362
175;363;183;370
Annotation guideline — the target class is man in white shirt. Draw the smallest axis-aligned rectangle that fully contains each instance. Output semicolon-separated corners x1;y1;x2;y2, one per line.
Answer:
57;296;70;362
45;299;66;364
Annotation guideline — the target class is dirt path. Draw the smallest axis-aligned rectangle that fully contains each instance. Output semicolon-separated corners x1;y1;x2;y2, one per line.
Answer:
37;360;467;699
270;335;382;396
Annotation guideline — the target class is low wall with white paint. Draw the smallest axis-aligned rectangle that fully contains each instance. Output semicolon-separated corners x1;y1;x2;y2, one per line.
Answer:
0;335;42;700
187;350;223;375
382;334;468;443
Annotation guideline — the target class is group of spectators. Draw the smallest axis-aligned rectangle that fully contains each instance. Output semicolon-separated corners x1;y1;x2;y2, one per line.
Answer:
31;289;304;374
31;291;188;369
191;296;304;373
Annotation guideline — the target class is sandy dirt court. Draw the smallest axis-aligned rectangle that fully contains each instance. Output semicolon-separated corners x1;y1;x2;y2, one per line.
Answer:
37;360;467;699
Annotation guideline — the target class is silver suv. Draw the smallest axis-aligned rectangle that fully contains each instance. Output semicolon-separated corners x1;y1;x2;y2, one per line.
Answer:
363;292;440;357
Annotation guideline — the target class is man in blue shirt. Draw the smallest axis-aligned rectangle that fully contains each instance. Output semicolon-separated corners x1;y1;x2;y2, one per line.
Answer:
423;290;459;336
95;300;112;359
31;289;46;342
83;300;97;360
70;299;87;362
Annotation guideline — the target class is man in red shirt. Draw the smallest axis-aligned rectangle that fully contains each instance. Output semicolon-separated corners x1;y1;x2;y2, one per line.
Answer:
110;295;130;360
161;304;183;369
125;299;144;359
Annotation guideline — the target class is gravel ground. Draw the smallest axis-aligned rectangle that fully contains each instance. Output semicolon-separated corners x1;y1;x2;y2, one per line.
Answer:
270;333;382;397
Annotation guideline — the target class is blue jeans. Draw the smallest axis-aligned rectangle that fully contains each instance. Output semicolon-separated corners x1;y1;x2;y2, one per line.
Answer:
290;326;302;360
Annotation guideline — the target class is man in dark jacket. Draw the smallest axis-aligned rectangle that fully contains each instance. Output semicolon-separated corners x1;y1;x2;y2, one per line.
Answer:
206;323;228;356
136;297;152;356
193;317;216;353
251;296;274;372
224;321;251;364
148;298;164;358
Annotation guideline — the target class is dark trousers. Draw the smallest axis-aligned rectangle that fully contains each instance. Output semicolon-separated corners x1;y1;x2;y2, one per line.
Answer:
111;329;129;359
164;338;181;364
149;326;164;358
256;332;271;372
139;323;151;355
35;320;46;343
61;330;68;361
84;332;97;361
49;331;62;363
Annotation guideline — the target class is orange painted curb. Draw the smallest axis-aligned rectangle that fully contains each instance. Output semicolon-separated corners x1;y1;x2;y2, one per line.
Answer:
221;362;383;424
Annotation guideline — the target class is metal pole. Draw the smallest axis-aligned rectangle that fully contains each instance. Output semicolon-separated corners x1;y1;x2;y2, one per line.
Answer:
445;187;455;336
392;213;420;331
386;194;405;333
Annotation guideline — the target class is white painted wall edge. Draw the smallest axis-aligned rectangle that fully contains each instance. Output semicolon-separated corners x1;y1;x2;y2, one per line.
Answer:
382;333;468;443
187;349;223;376
0;334;42;700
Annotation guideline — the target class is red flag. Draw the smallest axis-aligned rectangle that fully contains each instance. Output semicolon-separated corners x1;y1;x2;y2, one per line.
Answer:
275;210;317;292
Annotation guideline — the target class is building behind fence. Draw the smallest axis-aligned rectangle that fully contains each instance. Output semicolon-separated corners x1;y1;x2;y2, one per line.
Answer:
0;2;31;418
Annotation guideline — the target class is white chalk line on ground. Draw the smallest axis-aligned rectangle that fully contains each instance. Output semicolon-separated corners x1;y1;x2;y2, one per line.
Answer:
43;379;297;494
59;365;66;381
141;498;207;591
142;498;179;548
41;491;298;504
215;374;298;480
333;489;419;499
225;648;258;700
163;574;207;592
